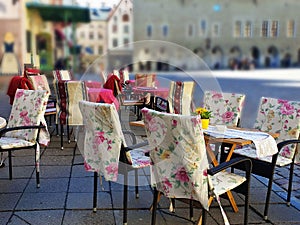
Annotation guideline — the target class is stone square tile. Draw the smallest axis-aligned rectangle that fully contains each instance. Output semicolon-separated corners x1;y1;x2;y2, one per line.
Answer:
40;155;73;166
14;210;64;225
0;179;28;193
16;192;66;210
0;193;22;211
0;212;12;225
63;209;115;225
69;177;110;193
38;165;71;178
24;178;69;193
66;192;112;210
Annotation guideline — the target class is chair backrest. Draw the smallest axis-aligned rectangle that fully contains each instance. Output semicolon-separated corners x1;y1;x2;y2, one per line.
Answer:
141;108;209;210
28;74;51;93
7;89;49;142
56;80;87;125
52;70;73;81
135;73;156;87
203;91;246;126
254;97;300;160
167;81;195;115
79;100;126;181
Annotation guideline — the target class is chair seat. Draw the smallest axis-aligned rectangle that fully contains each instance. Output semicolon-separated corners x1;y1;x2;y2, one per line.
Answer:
0;137;35;150
126;148;151;168
211;171;246;196
234;147;292;167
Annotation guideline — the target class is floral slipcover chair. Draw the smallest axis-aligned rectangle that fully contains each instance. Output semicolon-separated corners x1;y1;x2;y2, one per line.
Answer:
78;100;151;224
203;91;246;126
142;108;251;225
0;89;50;187
233;97;300;220
168;81;195;115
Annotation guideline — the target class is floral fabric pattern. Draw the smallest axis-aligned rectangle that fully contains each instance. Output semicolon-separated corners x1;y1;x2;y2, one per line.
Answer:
5;89;50;145
141;108;210;210
203;91;245;126
79;101;151;182
253;97;300;162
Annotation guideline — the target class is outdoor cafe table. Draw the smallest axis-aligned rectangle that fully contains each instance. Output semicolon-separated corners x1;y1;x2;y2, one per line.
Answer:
203;125;279;212
130;121;280;213
86;88;119;110
132;86;169;99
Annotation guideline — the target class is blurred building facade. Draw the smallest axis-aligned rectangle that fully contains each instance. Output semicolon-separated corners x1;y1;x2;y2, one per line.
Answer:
134;0;300;71
76;4;111;73
106;0;133;72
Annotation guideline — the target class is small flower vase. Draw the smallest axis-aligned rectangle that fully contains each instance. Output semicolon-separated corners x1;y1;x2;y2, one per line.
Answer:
201;119;209;129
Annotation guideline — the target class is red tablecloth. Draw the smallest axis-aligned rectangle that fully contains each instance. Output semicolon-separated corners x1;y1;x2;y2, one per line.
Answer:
87;88;119;110
132;87;169;99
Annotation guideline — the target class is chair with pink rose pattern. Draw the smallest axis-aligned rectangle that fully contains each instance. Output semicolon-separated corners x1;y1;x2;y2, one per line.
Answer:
203;90;246;127
0;89;50;187
225;97;300;220
141;108;252;225
78;100;151;225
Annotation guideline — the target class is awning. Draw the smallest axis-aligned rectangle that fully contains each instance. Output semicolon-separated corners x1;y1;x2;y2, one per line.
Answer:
26;2;90;23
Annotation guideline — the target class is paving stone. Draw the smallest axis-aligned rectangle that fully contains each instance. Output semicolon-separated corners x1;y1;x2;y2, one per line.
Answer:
16;192;66;210
63;209;115;225
66;192;113;210
0;193;22;211
14;210;64;225
0;212;12;225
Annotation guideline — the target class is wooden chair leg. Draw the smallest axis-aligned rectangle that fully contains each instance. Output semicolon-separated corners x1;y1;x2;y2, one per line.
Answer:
93;172;98;212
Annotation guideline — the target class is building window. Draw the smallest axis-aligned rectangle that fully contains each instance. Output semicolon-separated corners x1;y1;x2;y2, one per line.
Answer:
188;24;194;37
270;20;279;37
113;38;118;47
199;19;207;36
98;46;103;55
89;31;94;40
122;14;129;22
112;24;118;33
234;20;242;38
244;21;252;38
80;31;85;39
124;25;129;34
124;38;129;46
98;32;103;39
262;20;269;37
162;25;168;37
287;20;295;38
147;25;152;37
114;16;117;22
212;23;220;37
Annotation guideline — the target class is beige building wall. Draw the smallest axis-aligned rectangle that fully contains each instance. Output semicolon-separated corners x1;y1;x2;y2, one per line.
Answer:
134;0;300;70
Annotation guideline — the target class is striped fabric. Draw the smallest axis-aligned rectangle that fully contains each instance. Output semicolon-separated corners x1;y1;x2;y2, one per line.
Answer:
56;81;87;125
135;73;156;87
167;81;195;115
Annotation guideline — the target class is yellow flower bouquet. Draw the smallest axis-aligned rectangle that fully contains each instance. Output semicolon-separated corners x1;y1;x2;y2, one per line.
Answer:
195;107;212;119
